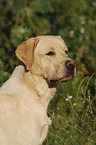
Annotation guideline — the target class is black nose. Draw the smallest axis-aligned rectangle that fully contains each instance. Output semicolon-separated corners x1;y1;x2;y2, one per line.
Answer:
65;60;76;69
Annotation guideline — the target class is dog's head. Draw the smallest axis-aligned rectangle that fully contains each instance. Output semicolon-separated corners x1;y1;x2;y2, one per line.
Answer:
16;36;76;85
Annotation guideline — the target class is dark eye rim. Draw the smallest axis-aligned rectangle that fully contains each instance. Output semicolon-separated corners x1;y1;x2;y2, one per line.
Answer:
46;51;55;56
65;50;68;54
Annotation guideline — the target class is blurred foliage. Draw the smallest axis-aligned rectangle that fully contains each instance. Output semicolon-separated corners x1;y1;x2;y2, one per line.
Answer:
0;0;96;144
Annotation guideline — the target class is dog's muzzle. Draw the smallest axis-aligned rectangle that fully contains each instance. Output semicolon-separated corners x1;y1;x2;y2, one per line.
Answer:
49;60;76;85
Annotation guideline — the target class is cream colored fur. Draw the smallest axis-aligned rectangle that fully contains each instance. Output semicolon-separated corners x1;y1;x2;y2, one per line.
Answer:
0;36;76;145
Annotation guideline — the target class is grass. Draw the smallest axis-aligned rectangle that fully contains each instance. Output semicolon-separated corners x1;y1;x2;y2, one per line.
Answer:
43;73;96;145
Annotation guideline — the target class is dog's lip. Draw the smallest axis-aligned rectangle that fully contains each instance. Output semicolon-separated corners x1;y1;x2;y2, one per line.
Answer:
49;76;72;84
49;69;76;85
58;76;72;83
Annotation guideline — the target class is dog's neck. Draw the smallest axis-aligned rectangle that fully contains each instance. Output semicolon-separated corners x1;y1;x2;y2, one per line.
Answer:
15;65;56;111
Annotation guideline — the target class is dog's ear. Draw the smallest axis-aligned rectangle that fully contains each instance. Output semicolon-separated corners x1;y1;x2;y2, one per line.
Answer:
15;38;39;70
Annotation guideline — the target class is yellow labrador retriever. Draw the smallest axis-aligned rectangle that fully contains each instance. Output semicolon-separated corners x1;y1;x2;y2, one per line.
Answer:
0;36;76;145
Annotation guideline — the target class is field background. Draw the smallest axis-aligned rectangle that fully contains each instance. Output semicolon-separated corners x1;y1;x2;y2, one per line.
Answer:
0;0;96;144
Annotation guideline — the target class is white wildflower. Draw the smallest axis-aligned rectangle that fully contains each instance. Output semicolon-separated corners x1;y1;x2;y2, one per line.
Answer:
73;103;76;106
69;30;74;37
55;140;57;144
81;27;85;34
65;98;69;101
68;96;73;99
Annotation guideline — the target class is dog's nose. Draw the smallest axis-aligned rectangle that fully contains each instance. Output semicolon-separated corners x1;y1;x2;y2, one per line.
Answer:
65;60;76;69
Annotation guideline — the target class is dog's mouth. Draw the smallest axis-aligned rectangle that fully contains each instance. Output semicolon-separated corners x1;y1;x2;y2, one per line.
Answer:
49;70;76;85
49;76;72;84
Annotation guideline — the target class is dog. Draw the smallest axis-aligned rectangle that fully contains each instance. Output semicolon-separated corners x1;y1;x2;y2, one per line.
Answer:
0;36;76;145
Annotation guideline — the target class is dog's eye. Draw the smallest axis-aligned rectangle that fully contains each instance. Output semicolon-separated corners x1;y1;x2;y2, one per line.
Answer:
65;50;68;54
46;51;55;56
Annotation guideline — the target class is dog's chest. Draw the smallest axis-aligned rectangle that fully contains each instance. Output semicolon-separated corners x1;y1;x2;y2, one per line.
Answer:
0;101;50;145
17;108;50;145
19;99;51;144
